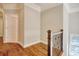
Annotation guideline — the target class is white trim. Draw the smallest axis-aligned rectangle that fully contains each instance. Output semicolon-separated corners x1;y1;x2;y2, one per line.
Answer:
24;3;62;12
24;41;41;48
3;40;48;48
4;41;18;44
63;4;69;56
3;41;24;47
3;14;18;44
3;39;18;43
16;41;24;47
3;40;47;48
24;3;41;12
52;32;62;36
41;40;48;45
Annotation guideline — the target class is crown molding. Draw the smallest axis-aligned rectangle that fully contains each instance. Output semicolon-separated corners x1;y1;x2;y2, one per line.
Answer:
24;3;41;12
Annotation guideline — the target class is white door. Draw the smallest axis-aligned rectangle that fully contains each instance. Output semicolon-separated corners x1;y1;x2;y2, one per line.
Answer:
4;14;18;43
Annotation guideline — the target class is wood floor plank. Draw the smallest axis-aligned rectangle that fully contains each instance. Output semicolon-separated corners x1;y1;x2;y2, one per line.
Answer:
24;43;46;56
33;44;47;55
0;42;63;56
24;43;63;56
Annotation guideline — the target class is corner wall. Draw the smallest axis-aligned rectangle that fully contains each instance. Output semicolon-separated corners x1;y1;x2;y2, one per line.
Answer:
41;5;63;44
24;5;41;47
18;4;24;46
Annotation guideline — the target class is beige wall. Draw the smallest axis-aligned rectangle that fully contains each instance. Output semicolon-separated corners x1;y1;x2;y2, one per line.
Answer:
2;4;24;46
3;4;24;44
41;5;63;43
0;16;3;36
2;4;63;47
18;4;24;46
0;11;3;37
4;13;18;43
24;5;40;46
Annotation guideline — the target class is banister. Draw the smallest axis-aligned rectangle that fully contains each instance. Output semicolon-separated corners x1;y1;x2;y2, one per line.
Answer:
47;29;63;56
60;29;63;51
47;30;51;56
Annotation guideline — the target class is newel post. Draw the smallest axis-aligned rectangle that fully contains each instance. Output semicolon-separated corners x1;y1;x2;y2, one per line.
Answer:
47;30;51;56
60;29;63;51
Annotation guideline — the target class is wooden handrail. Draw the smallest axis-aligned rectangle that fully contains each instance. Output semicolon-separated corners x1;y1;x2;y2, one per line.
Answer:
47;30;51;56
47;29;63;56
60;29;63;32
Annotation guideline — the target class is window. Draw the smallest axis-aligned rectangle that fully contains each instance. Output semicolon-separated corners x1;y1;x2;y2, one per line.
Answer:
69;34;79;56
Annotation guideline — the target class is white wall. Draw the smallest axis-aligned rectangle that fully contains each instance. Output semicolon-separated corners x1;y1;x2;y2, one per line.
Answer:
63;4;79;56
68;12;79;56
3;4;24;45
24;5;40;47
4;13;18;43
24;4;63;47
69;12;79;34
41;5;63;44
63;4;69;56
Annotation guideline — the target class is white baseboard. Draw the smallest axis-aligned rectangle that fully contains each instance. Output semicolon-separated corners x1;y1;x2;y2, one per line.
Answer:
4;41;18;43
24;41;41;48
40;40;48;45
17;41;24;47
3;40;48;48
3;41;24;47
17;40;48;48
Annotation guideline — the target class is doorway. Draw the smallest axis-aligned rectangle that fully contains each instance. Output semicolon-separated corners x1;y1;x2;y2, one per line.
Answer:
0;10;4;44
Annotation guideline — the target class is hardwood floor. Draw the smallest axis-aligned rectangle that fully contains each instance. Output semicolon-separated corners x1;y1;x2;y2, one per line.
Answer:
0;37;3;44
0;43;26;56
24;43;63;56
24;43;48;56
0;43;63;56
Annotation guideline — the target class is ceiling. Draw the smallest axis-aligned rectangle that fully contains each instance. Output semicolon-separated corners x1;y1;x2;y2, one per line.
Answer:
0;3;62;12
25;3;62;11
69;3;79;8
3;3;18;9
65;3;79;13
0;3;23;10
26;3;79;12
0;3;79;13
35;3;61;11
